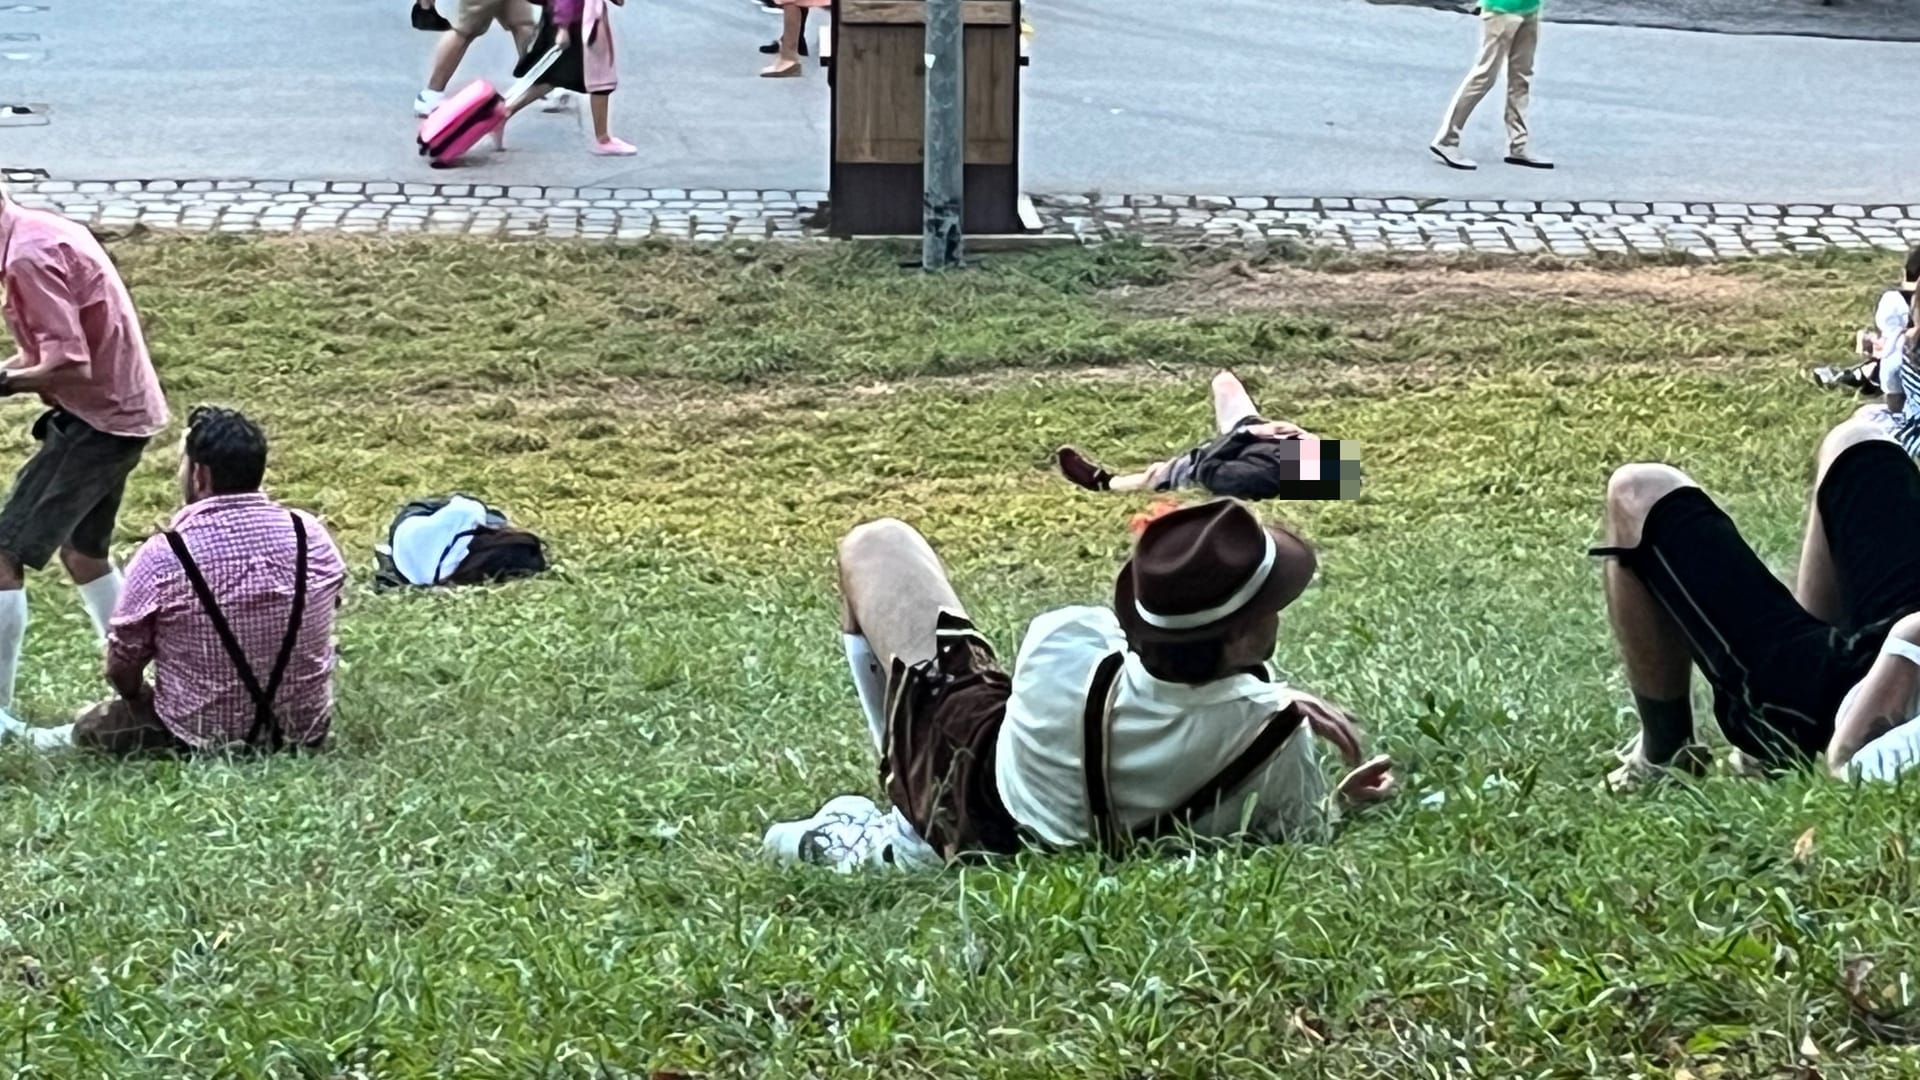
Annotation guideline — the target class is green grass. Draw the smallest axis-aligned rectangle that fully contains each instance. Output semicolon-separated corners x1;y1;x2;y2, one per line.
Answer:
2;236;1918;1078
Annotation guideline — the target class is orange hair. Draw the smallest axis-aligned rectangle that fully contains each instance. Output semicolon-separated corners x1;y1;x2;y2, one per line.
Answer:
1129;498;1186;537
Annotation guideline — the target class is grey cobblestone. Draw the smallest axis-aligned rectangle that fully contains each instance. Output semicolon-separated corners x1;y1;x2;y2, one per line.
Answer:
25;178;1916;260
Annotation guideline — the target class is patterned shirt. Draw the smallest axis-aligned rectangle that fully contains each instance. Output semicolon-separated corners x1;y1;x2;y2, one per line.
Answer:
0;201;168;437
107;493;347;750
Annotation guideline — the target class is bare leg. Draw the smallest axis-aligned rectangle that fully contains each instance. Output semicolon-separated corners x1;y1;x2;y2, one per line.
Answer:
59;548;110;586
837;518;966;671
1211;371;1259;435
761;6;806;73
779;5;805;62
426;31;476;93
1110;462;1172;492
1602;463;1698;765
1797;417;1899;625
589;91;611;142
506;83;555;119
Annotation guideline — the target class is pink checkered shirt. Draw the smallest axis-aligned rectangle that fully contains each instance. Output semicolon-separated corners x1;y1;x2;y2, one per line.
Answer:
107;493;347;750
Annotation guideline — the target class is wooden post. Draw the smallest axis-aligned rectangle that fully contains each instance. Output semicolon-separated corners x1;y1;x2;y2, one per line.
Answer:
825;0;1025;239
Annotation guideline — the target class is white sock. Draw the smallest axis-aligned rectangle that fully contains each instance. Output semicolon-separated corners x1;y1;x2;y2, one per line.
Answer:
0;589;25;712
0;706;24;740
843;633;887;752
27;723;71;750
77;569;121;644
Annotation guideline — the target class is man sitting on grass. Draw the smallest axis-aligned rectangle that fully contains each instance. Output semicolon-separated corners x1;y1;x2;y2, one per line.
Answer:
765;498;1396;870
1593;414;1920;789
0;407;348;754
1810;247;1916;398
1055;371;1356;503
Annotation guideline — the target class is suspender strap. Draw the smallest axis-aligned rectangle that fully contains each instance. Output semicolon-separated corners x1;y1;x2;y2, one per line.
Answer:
1131;704;1306;843
1080;651;1127;859
433;526;484;585
1081;651;1311;855
162;512;309;750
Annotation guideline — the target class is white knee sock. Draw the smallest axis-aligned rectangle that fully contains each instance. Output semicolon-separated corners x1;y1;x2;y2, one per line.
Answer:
0;589;25;711
76;569;122;644
843;633;888;752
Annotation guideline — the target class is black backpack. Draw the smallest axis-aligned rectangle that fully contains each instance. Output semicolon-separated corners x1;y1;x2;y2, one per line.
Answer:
373;495;549;590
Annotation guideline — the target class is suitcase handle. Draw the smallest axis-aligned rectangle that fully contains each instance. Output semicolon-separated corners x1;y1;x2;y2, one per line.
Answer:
504;46;565;112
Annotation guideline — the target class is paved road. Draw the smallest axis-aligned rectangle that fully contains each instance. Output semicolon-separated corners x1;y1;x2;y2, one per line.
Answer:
0;0;1910;203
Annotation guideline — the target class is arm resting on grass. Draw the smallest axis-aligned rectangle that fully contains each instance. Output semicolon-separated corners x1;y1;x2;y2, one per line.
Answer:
102;541;166;706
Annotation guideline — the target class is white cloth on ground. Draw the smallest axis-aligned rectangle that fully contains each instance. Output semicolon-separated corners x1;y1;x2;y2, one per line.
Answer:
391;495;491;586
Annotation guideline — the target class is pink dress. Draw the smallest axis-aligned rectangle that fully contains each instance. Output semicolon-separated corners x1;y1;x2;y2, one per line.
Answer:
550;0;617;93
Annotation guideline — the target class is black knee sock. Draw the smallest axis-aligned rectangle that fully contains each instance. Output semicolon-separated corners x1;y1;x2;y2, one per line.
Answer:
1633;693;1694;763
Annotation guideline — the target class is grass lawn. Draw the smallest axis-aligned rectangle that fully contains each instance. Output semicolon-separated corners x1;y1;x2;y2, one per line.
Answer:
2;235;1917;1078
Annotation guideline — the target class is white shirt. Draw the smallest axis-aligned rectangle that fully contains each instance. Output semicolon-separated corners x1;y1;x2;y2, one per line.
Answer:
1873;289;1912;404
391;495;491;586
994;605;1328;848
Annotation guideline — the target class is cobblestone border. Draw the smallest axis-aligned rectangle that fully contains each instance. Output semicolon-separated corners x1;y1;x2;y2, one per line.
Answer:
14;179;1920;258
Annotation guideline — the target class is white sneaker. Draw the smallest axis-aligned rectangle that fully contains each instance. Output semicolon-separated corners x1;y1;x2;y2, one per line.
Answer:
541;90;577;113
414;89;445;118
763;794;940;871
1429;143;1477;171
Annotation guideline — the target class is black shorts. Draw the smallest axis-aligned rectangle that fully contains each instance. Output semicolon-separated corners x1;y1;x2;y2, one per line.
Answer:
1155;414;1267;493
0;410;148;569
1594;440;1920;764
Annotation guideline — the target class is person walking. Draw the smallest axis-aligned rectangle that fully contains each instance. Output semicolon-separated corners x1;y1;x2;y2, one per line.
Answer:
761;0;829;78
0;187;168;715
505;0;636;155
413;0;542;117
1429;0;1552;172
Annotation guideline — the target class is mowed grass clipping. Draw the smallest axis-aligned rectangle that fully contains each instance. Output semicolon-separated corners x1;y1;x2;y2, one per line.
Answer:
1;236;1917;1079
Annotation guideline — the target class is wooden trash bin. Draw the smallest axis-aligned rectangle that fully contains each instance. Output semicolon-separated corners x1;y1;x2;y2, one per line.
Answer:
821;0;1028;238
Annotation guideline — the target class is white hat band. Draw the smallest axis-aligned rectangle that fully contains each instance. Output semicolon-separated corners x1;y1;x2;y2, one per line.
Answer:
1134;530;1276;631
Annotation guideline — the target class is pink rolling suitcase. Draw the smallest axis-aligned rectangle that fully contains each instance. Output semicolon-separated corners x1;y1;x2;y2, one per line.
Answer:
416;46;563;168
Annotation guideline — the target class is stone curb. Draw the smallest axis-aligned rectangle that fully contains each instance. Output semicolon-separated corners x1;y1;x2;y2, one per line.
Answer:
16;179;1920;258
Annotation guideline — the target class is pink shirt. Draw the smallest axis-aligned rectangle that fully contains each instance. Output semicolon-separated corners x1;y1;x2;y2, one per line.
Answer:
0;202;168;437
108;493;347;750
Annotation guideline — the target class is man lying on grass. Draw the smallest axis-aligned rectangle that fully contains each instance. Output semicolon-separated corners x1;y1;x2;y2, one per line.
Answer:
0;407;347;754
765;498;1396;870
1594;414;1920;788
1056;371;1356;502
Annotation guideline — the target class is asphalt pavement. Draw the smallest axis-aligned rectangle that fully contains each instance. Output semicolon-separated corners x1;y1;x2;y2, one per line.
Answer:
0;0;1908;203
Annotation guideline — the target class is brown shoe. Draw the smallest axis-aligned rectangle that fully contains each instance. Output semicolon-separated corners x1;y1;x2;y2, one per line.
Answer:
1056;447;1114;491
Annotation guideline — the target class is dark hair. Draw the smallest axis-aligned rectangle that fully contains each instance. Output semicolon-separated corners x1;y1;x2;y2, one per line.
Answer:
185;406;268;494
446;526;547;586
1133;638;1229;685
1906;247;1920;287
1131;614;1279;685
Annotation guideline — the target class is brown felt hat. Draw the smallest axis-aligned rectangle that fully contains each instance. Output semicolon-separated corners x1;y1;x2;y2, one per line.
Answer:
1113;499;1317;645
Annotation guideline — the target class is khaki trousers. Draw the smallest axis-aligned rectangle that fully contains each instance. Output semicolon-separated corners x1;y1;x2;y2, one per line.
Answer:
1434;11;1539;154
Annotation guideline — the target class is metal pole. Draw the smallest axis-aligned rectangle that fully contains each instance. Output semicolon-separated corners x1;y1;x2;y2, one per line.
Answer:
922;0;965;269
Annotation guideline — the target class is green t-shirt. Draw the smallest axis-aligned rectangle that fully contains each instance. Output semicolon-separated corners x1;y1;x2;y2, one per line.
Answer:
1482;0;1542;14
